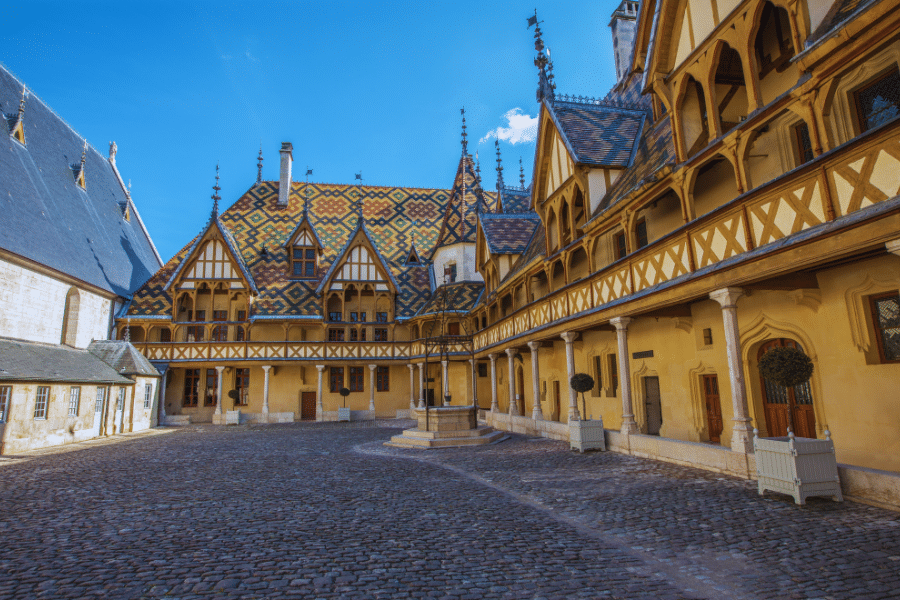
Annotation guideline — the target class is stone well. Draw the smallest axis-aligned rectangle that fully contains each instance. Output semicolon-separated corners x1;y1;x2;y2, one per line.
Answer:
385;406;505;449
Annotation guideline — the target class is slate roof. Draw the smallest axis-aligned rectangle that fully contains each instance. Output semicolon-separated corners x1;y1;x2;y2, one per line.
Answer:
0;65;161;297
87;340;160;377
499;186;532;214
416;282;485;316
0;337;133;384
547;99;647;167
806;0;880;46
127;181;454;320
503;222;546;285
480;213;541;255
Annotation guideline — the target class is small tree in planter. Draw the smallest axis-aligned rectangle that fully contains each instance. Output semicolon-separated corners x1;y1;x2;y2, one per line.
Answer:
570;373;594;420
757;346;814;434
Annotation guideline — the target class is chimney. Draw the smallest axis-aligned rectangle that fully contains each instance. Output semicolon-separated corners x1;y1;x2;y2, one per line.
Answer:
609;1;639;84
278;142;293;207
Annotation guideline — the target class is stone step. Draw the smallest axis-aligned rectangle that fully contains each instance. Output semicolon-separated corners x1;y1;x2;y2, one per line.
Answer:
385;430;507;449
399;426;499;440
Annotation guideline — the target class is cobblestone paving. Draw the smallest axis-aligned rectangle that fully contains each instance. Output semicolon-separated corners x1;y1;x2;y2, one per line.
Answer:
0;422;898;599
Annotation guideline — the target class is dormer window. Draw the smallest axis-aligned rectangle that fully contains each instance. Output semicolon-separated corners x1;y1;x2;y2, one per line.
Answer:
290;230;319;278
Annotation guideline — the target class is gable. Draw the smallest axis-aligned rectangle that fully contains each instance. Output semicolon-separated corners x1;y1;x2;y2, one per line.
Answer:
661;0;743;72
292;229;317;248
536;108;576;206
182;239;242;283
336;245;388;283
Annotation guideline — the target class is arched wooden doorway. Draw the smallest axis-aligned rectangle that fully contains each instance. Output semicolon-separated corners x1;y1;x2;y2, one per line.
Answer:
757;339;816;438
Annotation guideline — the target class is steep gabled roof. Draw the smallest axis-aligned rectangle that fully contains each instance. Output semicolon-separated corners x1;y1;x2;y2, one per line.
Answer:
480;213;541;255
88;340;160;377
806;0;881;46
501;222;546;287
282;212;324;249
314;214;400;295
0;64;161;297
499;186;533;214
415;281;485;316
547;98;647;167
434;153;486;250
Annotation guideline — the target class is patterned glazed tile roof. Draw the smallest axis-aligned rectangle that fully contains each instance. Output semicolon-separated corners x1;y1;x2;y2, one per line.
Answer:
548;99;647;167
807;0;879;45
499;186;532;213
595;114;675;216
0;337;132;384
127;181;453;320
415;282;485;316
0;65;161;297
434;153;490;250
314;216;400;295
480;213;541;255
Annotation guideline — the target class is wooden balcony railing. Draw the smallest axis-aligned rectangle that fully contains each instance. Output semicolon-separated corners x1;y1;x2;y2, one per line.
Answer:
473;120;900;351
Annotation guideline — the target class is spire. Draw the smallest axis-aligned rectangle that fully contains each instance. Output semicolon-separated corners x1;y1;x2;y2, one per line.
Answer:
528;10;555;103
304;167;313;219
256;144;263;185
211;163;221;218
460;107;468;156
17;84;26;121
354;172;364;225
475;151;481;184
495;139;504;192
519;157;526;190
80;141;87;170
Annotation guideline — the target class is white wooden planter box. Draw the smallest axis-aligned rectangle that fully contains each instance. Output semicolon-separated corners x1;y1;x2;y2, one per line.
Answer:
337;407;351;422
225;410;241;425
570;418;606;453
754;430;843;505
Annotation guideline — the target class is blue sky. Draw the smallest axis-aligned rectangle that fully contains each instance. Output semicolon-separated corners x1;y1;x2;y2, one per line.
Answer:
3;1;622;261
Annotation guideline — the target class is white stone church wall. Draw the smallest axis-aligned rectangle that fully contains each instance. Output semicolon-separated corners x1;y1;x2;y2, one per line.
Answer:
432;244;481;284
0;258;112;348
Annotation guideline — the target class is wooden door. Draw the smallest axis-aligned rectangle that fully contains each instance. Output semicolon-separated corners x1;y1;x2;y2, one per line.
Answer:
758;339;816;438
644;376;662;435
552;381;561;421
300;392;317;421
702;375;723;443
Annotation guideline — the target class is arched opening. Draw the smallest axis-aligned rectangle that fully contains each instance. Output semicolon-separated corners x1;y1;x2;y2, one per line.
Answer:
753;2;797;105
680;76;710;156
326;294;343;321
516;365;525;415
175;293;193;322
713;44;749;133
500;294;513;317
550;260;566;291
742;109;812;189
149;326;172;343
411;324;420;340
559;199;572;246
568;246;589;282
61;287;80;346
635;189;683;244
691;156;739;217
547;208;559;252
756;338;817;438
529;271;549;301
489;303;499;324
514;284;527;309
572;187;586;233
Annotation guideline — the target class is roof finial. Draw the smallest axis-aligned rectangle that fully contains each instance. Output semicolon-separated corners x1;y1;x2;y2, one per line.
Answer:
124;318;131;343
256;144;263;185
460;107;468;156
495;139;504;192
519;157;526;190
80;141;87;170
475;151;481;183
354;172;364;224
17;84;26;120
211;163;221;218
528;10;555;103
304;167;313;218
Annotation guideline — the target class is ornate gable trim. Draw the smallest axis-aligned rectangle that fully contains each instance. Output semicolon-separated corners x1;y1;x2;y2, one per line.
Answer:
315;220;399;295
164;217;258;294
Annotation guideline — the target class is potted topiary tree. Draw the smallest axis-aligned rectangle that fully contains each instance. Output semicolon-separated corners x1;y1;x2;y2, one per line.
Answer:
568;373;605;453
753;346;842;504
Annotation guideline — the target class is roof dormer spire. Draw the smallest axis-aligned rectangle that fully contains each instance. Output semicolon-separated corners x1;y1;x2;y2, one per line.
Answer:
528;10;555;103
495;139;504;193
304;167;313;219
211;163;221;218
460;107;468;156
17;85;26;121
256;144;263;185
354;172;364;225
519;157;526;190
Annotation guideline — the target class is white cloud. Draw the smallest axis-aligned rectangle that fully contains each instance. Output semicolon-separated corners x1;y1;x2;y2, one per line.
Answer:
480;108;538;145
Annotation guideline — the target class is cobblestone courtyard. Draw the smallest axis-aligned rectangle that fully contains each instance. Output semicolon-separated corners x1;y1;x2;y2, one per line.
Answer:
1;422;898;600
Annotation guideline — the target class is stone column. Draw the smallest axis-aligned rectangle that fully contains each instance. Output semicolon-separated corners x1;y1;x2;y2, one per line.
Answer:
417;363;425;408
158;369;167;425
261;365;271;421
710;288;753;453
441;360;449;405
469;359;477;408
560;332;580;421
316;365;325;421
214;366;225;416
610;317;638;434
506;348;520;416
527;341;543;420
489;353;499;413
368;365;376;412
407;364;416;411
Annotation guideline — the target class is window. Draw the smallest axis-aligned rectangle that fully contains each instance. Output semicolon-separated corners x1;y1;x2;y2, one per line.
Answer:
478;363;487;378
116;388;126;411
635;219;648;249
34;386;49;419
187;310;205;342
144;384;153;409
328;328;345;342
292;247;317;278
703;328;714;345
95;387;105;412
0;386;11;422
212;310;228;341
235;368;250;405
68;386;81;416
792;122;814;165
592;356;603;397
349;328;366;342
160;328;172;342
854;67;900;133
329;367;344;393
329;312;343;322
349;367;364;392
614;231;627;260
376;312;388;323
445;262;457;283
350;312;366;322
607;355;619;394
236;326;245;342
183;369;200;407
376;366;390;392
236;310;247;321
204;369;218;406
870;292;900;362
374;328;388;342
